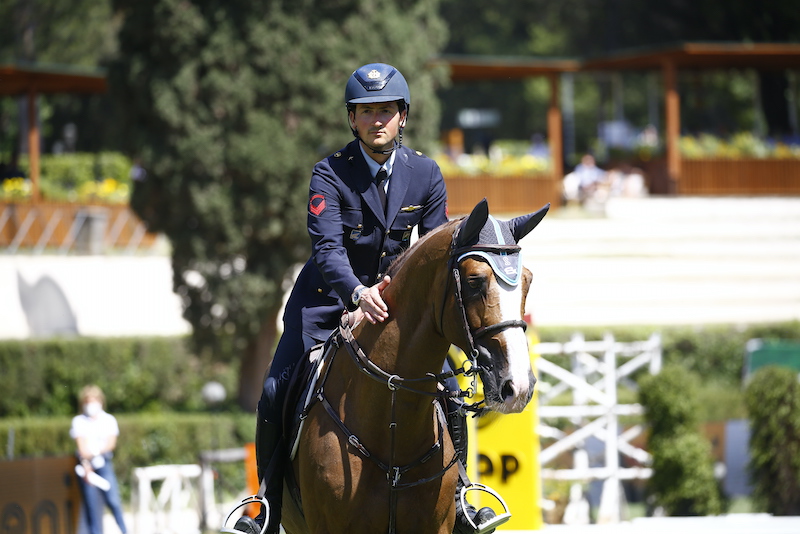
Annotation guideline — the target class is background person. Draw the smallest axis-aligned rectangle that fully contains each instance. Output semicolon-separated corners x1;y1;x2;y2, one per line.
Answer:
71;385;127;534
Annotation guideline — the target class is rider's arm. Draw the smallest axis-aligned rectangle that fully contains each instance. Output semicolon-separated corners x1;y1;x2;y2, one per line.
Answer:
306;161;363;305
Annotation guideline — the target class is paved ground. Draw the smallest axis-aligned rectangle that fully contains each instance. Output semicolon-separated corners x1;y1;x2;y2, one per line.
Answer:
535;514;800;533
518;196;800;328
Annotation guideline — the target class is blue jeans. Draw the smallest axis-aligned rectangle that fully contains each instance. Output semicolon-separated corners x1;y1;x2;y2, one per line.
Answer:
77;453;127;534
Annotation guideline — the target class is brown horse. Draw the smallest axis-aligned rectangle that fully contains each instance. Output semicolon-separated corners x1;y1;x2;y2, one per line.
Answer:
280;199;549;534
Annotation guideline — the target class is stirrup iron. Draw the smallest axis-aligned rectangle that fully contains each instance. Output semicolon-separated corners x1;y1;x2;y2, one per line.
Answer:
460;483;511;534
220;495;270;534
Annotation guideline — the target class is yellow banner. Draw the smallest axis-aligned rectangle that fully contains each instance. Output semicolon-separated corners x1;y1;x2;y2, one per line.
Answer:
456;331;543;530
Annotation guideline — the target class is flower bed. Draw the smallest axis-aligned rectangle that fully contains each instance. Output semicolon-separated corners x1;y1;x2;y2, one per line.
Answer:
1;152;133;204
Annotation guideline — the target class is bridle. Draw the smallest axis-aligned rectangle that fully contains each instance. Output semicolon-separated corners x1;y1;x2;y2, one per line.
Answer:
307;224;528;533
443;224;528;378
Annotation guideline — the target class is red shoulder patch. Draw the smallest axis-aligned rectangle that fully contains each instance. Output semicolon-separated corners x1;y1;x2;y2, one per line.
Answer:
309;194;326;216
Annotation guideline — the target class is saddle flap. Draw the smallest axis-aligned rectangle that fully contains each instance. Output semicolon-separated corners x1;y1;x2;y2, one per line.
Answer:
283;340;333;461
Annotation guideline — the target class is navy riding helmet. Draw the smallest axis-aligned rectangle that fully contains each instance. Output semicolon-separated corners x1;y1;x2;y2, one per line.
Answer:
345;63;411;152
345;63;411;111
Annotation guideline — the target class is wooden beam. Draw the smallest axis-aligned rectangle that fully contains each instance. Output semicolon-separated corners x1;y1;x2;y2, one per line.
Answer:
433;56;580;82
663;58;680;190
27;89;40;203
547;73;564;183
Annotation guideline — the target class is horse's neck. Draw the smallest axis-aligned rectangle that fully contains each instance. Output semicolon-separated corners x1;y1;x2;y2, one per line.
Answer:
326;231;454;454
373;238;453;378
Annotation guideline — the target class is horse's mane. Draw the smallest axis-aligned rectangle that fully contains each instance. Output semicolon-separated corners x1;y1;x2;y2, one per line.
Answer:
385;218;462;278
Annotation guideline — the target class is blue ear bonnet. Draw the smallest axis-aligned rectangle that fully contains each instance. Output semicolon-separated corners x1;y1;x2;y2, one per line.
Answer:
457;215;522;286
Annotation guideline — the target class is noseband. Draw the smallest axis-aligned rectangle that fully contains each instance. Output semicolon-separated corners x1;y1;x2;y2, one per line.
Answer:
444;227;528;375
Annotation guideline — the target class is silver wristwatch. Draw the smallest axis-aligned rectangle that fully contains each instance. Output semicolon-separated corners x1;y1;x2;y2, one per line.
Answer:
351;286;367;307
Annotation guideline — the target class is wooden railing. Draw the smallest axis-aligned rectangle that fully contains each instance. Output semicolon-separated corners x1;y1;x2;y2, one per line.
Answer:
0;201;158;254
443;173;561;215
680;158;800;196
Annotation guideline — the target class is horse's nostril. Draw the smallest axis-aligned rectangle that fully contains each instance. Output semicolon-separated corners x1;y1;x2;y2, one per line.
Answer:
501;380;515;400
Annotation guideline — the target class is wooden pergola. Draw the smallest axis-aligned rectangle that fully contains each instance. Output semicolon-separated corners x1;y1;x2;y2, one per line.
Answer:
0;61;107;202
435;42;800;189
5;44;800;203
581;42;800;190
432;55;580;184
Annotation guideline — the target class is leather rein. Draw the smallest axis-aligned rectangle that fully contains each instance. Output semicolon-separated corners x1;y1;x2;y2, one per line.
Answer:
310;227;528;534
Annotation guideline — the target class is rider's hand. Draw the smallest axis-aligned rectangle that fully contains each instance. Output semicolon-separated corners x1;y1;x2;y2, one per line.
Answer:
348;308;364;328
359;275;391;324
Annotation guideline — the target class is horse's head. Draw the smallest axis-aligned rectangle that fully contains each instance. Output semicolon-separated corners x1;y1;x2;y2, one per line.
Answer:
446;199;549;414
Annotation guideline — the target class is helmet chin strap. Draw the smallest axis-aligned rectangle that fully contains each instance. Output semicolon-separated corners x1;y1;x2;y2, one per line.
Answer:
354;129;403;156
368;138;399;155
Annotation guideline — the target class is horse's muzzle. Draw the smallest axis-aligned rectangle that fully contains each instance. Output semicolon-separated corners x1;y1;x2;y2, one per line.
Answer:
481;363;536;414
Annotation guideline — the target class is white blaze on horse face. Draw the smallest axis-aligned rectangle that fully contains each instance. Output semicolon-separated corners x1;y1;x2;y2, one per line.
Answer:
496;278;532;413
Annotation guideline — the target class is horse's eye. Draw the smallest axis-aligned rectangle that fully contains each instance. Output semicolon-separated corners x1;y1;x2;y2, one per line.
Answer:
467;275;485;291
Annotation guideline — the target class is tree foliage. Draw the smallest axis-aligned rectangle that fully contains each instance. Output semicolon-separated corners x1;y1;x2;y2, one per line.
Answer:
0;0;121;156
0;0;118;65
745;366;800;515
111;0;448;408
638;365;724;516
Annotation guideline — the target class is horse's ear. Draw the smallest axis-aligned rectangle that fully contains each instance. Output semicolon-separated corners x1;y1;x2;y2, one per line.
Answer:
508;203;550;242
457;198;490;247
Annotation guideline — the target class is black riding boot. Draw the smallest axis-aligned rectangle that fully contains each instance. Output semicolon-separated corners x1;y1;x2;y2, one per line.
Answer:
233;418;286;534
446;398;504;534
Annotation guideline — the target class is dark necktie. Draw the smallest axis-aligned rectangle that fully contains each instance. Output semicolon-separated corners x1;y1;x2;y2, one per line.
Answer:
375;168;388;213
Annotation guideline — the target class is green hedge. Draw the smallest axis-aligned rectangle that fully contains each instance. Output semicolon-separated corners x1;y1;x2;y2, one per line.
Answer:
0;336;241;417
0;412;255;501
538;321;800;385
2;321;798;504
3;321;797;420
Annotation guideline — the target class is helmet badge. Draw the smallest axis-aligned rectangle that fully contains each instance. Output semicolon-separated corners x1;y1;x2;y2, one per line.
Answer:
367;69;381;80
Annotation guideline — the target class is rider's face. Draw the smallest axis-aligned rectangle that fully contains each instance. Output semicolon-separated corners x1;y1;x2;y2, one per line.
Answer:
350;101;407;153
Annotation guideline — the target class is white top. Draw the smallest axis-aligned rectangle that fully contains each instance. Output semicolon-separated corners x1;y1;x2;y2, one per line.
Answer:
359;143;396;193
70;410;119;457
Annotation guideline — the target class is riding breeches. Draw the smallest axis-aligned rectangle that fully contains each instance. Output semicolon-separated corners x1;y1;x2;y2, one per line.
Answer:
258;326;324;424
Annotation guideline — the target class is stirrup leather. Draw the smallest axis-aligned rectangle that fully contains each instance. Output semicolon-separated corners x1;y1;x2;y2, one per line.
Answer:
459;483;512;534
220;495;270;534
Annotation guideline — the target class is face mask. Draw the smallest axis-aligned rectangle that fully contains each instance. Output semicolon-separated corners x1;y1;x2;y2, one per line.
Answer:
83;401;102;417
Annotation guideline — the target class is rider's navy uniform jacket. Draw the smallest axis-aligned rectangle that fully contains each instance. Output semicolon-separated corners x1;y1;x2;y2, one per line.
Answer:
283;139;448;341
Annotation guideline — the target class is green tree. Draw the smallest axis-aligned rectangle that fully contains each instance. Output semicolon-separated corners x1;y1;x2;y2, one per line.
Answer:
111;0;448;410
0;0;121;157
745;366;800;515
0;0;118;64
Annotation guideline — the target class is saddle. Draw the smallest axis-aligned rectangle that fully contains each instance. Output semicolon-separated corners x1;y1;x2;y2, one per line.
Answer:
282;338;334;461
279;332;340;517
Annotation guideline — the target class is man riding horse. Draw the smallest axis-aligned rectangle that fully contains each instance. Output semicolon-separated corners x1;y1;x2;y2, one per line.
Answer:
232;63;509;534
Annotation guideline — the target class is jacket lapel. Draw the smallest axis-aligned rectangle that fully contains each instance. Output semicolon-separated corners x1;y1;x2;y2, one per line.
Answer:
386;149;412;227
346;141;387;225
